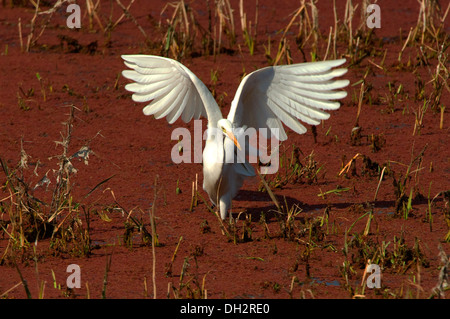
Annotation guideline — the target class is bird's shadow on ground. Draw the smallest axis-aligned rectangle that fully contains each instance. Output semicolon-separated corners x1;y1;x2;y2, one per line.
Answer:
232;189;338;222
232;189;429;222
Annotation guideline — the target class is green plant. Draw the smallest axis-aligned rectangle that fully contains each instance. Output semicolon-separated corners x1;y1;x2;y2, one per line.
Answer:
430;244;449;298
0;106;111;262
259;146;324;191
412;99;429;135
392;144;427;218
35;72;46;102
168;255;208;299
318;186;350;200
239;0;258;56
274;199;303;241
161;0;200;60
212;0;236;55
101;252;112;299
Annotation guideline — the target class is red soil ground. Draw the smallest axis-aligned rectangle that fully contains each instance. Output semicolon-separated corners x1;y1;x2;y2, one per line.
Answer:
0;0;449;299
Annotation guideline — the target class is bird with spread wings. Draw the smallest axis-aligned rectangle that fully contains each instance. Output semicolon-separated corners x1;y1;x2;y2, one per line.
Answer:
122;55;349;220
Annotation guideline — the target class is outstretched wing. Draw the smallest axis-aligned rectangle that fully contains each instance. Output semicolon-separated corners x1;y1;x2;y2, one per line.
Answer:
122;55;222;126
227;59;349;141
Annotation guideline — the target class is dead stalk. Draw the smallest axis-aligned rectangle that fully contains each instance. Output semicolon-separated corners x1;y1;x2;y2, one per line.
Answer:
398;27;413;62
18;18;23;52
332;0;338;59
355;82;365;127
373;166;387;201
27;0;76;52
86;0;104;31
26;0;40;52
323;26;333;60
115;0;149;42
113;0;136;29
150;175;160;299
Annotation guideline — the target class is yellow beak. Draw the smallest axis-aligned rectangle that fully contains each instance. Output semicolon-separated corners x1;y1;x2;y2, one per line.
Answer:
225;130;241;151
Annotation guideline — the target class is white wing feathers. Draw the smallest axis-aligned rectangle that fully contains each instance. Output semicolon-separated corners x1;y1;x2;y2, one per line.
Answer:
122;55;348;142
122;55;221;125
228;59;349;141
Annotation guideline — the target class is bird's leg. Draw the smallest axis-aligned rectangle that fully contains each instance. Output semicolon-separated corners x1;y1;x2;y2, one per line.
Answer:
219;196;230;220
212;205;230;237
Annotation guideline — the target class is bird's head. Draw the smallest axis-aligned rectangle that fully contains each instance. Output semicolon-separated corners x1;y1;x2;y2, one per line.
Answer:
217;119;241;150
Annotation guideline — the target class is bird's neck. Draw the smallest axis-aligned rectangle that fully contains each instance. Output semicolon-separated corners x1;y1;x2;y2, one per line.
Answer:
206;130;225;147
206;122;222;141
203;132;225;166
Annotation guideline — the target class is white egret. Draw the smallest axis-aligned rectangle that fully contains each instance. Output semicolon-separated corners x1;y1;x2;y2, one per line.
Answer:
122;55;349;219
